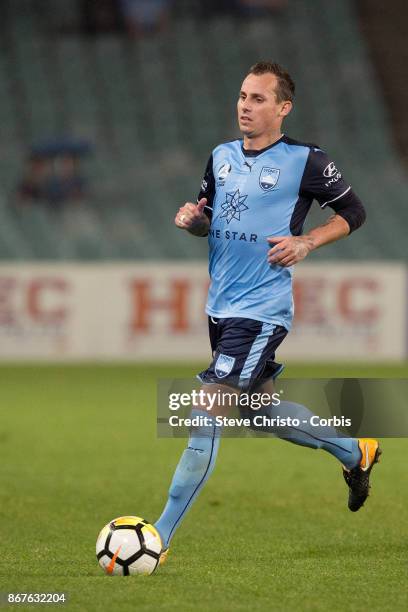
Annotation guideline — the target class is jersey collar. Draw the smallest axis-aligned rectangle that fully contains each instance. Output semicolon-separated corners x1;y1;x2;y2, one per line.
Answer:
241;134;285;157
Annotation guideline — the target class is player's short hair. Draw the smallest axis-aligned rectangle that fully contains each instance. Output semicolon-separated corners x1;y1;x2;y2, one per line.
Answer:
248;61;295;103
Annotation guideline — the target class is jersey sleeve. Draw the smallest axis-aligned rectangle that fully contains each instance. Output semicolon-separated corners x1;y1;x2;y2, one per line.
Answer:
300;147;351;208
197;154;215;221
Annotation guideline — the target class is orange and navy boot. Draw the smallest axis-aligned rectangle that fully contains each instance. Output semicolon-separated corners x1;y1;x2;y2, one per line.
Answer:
343;438;382;512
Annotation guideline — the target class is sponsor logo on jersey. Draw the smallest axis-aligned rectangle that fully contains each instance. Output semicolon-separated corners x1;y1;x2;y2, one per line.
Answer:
217;161;231;183
215;353;236;378
323;162;342;187
259;167;280;190
208;228;258;242
323;162;338;178
220;189;249;223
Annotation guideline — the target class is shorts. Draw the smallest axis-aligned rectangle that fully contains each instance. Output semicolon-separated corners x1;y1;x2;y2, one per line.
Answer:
198;316;288;391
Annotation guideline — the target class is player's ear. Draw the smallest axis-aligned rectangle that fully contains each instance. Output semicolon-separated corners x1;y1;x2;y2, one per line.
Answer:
279;100;292;118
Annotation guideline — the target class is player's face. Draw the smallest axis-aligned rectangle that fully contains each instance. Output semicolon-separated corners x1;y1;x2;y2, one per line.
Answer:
237;73;292;138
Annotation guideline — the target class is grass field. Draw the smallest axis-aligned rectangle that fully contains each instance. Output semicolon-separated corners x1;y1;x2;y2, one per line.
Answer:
0;363;407;611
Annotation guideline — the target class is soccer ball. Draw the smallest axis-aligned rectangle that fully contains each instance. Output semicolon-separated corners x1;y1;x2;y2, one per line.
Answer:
96;516;162;576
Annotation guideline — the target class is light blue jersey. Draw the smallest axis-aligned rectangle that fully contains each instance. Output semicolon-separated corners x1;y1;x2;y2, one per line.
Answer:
197;135;353;330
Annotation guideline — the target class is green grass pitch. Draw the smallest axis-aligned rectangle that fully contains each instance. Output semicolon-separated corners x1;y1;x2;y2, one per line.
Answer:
0;363;407;611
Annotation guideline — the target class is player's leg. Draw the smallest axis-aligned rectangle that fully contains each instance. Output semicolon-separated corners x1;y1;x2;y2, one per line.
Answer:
249;378;363;468
154;394;224;551
233;323;381;511
247;377;381;510
155;316;245;552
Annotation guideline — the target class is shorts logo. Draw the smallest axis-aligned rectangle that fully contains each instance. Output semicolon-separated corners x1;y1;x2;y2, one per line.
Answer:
259;167;280;190
215;353;235;378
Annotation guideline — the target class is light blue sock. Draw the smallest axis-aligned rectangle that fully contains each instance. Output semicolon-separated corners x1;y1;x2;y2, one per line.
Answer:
155;409;221;549
245;401;361;469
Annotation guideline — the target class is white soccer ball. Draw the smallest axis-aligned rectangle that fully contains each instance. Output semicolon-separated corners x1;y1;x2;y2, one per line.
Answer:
96;516;162;576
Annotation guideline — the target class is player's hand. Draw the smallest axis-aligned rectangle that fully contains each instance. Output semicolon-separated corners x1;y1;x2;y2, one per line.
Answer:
175;198;208;231
267;235;314;267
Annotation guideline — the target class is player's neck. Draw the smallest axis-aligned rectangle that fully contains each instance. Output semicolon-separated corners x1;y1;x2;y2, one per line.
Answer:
243;131;283;152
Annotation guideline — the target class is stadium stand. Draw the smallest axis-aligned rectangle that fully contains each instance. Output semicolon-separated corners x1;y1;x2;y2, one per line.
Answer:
358;0;408;169
0;0;407;260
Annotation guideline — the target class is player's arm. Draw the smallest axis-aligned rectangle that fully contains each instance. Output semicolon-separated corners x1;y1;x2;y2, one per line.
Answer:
174;155;215;237
268;149;366;267
267;215;347;266
301;188;366;249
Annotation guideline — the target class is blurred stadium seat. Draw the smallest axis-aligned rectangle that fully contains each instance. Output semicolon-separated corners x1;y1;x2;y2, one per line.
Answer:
0;0;407;260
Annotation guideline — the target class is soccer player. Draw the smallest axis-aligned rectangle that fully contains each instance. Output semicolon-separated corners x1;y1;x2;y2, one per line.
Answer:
154;62;381;563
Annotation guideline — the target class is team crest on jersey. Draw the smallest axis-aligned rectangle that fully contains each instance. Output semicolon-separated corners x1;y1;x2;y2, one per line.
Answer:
217;161;231;183
259;167;280;191
215;353;236;378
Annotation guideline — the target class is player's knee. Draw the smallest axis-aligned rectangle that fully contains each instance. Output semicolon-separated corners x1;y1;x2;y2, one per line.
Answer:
239;406;264;431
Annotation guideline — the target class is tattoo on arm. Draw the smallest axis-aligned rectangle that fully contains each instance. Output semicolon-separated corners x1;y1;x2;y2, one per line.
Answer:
306;213;350;251
320;214;338;228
